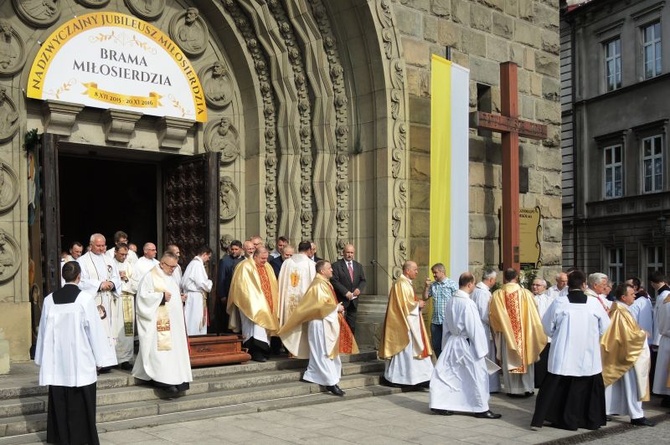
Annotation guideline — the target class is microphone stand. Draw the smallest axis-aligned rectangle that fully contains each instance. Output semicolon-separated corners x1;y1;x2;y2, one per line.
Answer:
370;259;394;281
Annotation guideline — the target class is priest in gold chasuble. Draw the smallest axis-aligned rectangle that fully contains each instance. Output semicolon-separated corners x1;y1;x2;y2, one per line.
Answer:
279;260;358;396
227;247;279;362
601;283;653;426
490;268;547;396
379;261;433;387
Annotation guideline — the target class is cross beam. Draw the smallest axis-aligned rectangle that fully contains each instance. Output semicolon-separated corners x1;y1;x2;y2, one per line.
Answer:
469;62;548;272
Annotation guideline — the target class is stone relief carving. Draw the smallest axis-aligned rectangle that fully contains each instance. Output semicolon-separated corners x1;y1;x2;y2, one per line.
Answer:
0;163;20;213
204;117;239;164
124;0;165;21
0;21;26;76
76;0;109;8
374;0;409;273
219;176;239;221
0;88;19;144
13;0;60;28
219;233;233;253
221;1;278;244
169;7;208;58
200;61;233;109
0;230;19;282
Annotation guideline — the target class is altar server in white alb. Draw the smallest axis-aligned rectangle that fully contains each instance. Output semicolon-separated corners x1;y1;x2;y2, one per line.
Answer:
132;252;192;395
35;261;117;445
78;233;122;361
110;243;135;370
182;246;213;336
470;268;500;393
278;260;359;396
430;272;502;419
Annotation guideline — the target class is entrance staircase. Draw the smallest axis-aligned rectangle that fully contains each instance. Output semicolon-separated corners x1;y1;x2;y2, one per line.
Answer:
0;351;397;444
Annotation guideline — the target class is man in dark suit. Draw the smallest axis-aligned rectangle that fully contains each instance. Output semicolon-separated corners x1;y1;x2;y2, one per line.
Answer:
215;239;244;333
270;244;294;278
330;243;366;333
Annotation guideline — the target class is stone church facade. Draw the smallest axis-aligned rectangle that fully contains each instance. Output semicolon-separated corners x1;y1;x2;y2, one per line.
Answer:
0;0;561;367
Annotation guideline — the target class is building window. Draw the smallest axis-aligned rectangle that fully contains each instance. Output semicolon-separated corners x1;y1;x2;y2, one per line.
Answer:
642;135;663;193
643;22;662;79
607;247;624;284
604;144;623;199
605;38;622;91
646;245;664;279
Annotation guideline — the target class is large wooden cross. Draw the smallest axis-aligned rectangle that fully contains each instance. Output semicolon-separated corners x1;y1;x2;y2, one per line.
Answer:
470;62;548;272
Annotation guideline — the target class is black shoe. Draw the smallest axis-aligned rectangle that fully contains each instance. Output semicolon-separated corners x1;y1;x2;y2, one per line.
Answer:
474;410;502;419
251;352;267;362
162;385;179;395
605;416;613;422
631;417;655;427
118;362;133;371
380;376;398;387
524;391;534;397
97;366;112;374
326;385;345;396
431;408;453;416
416;380;430;389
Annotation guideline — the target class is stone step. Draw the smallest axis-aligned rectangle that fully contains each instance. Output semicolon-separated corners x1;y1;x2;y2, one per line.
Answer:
0;371;387;439
0;384;406;445
0;360;385;419
0;353;386;438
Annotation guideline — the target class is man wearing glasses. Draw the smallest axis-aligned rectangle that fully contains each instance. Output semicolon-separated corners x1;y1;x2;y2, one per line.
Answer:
132;252;192;395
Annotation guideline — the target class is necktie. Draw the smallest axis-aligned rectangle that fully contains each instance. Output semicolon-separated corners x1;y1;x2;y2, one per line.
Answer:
348;262;354;281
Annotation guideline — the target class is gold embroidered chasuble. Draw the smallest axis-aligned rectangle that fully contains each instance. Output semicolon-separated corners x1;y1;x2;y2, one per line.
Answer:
379;275;432;360
227;258;279;334
490;282;547;373
601;302;650;400
278;274;359;359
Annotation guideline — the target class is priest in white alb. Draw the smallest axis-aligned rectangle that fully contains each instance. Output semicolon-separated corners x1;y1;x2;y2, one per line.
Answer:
277;240;316;328
110;243;135;370
470;268;500;393
379;261;434;387
430;272;501;419
132;252;192;395
182;246;213;336
278;260;359;396
77;233;121;365
131;242;159;293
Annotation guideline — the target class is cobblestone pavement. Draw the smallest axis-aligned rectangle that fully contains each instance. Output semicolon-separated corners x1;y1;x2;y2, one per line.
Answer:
4;390;668;445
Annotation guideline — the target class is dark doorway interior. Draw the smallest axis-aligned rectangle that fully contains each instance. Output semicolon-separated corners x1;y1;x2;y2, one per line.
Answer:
58;155;158;251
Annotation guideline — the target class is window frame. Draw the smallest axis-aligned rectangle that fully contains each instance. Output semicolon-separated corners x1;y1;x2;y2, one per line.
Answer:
603;144;624;199
641;134;664;193
642;21;662;79
604;37;622;91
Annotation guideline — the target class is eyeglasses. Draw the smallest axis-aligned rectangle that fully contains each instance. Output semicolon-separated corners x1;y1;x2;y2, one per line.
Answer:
161;262;178;269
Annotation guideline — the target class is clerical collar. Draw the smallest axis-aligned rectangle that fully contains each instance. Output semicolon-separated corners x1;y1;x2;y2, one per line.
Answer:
476;282;489;290
454;289;469;298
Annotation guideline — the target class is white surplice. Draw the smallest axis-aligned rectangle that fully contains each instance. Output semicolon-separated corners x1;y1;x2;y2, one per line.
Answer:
303;308;342;386
384;304;434;385
182;256;213;336
277;253;315;326
35;286;117;386
470;281;500;392
629;296;654;344
78;252;122;350
131;256;159;294
132;266;192;386
542;296;610;376
430;290;490;412
112;258;135;363
653;289;670;395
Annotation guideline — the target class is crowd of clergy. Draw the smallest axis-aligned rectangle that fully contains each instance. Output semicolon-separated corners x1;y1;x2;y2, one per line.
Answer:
35;230;670;444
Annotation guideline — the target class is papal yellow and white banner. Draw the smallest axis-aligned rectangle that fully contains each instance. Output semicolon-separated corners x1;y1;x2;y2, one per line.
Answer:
429;55;470;279
27;12;207;122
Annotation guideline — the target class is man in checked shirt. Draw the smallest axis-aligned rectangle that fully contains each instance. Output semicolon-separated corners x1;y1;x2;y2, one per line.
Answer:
423;263;458;358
